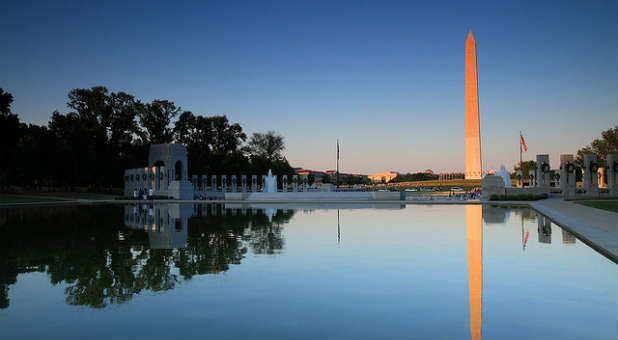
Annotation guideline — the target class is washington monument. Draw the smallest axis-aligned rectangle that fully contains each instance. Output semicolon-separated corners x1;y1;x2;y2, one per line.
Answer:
465;31;482;180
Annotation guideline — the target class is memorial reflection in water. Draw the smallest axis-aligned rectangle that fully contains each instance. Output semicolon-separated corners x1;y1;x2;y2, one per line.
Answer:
2;203;609;340
0;204;293;309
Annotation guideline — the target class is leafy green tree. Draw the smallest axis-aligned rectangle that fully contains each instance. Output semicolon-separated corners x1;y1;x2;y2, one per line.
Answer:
390;172;437;183
514;160;536;179
137;100;180;144
0;88;20;188
322;174;332;184
246;131;285;161
576;126;618;167
209;115;246;155
307;173;315;185
0;88;13;115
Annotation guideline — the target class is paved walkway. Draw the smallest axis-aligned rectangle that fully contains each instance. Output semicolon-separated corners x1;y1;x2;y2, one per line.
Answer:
530;199;617;263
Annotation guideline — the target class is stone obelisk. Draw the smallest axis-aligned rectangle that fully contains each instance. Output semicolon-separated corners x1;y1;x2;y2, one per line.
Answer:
465;31;482;180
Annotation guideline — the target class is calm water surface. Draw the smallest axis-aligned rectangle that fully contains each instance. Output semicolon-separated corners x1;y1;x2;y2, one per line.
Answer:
0;204;616;339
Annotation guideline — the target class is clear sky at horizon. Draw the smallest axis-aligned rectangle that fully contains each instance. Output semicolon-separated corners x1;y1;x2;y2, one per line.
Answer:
2;0;617;174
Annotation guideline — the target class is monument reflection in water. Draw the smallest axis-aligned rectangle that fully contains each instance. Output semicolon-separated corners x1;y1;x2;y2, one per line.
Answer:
2;204;615;340
467;205;483;340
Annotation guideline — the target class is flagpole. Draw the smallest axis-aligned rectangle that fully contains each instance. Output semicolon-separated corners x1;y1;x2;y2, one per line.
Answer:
336;139;340;189
519;131;523;175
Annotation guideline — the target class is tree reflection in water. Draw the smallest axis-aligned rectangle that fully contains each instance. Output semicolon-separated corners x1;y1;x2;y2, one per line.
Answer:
0;204;293;309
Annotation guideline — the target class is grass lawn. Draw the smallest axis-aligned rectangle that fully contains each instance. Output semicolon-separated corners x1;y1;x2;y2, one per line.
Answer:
0;194;62;203
576;201;618;213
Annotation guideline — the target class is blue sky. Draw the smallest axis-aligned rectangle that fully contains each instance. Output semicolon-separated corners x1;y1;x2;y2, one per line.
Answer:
2;0;616;174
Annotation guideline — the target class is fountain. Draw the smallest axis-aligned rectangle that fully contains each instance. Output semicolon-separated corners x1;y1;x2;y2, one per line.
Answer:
264;169;277;193
499;165;512;188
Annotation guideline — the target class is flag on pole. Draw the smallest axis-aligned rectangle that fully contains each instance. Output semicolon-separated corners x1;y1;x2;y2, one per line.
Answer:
337;139;339;161
520;133;528;152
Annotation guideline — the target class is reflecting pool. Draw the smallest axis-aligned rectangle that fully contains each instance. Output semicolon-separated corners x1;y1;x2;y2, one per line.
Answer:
0;204;616;339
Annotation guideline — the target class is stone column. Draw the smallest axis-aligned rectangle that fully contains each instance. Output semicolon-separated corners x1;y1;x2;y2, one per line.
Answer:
261;175;266;192
302;175;308;192
560;160;576;199
607;153;618;196
597;168;606;188
516;170;523;188
162;168;169;191
211;175;218;192
241;175;247;192
251;175;257;192
153;168;160;191
221;175;227;193
583;154;599;197
149;167;156;190
201;175;207;192
282;175;288;192
192;175;198;190
292;175;298;192
535;154;550;188
528;173;535;188
231;175;237;192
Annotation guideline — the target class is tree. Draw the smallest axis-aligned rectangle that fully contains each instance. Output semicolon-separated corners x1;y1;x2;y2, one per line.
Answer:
390;172;438;183
209;115;246;155
246;131;285;161
514;160;536;179
576;126;618;167
0;88;14;115
173;111;197;145
137;100;180;144
322;174;332;184
0;89;21;188
307;173;315;185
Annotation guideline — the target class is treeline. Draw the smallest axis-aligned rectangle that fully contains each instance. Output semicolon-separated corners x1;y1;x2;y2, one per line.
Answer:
321;174;370;185
0;87;294;190
390;172;438;183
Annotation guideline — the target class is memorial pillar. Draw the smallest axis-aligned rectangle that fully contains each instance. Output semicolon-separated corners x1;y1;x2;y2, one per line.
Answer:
192;175;198;190
221;175;227;193
251;175;257;192
201;175;207;192
231;175;237;192
241;175;247;192
583;154;599;197
535;154;550;188
292;175;298;192
302;175;308;192
163;167;169;191
282;175;288;192
211;175;218;192
597;168;606;188
261;175;266;192
607;153;618;196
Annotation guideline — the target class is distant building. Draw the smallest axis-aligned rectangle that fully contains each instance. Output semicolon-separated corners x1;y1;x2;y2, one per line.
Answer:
424;169;434;175
368;171;399;183
438;172;465;180
295;168;368;183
